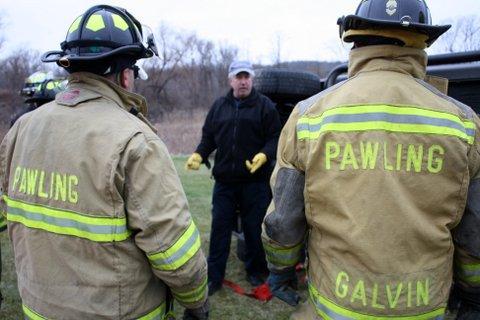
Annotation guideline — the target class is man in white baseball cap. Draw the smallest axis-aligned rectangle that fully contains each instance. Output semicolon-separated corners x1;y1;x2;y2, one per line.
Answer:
186;60;281;295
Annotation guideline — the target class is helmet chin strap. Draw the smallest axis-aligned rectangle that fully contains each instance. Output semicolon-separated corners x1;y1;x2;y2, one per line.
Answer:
115;71;126;89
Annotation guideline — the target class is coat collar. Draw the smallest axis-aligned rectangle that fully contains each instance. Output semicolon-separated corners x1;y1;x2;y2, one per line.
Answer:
226;88;260;107
67;72;148;116
348;45;427;80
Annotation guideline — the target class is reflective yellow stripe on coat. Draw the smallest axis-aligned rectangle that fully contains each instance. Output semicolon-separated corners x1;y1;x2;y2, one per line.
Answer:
0;213;6;231
457;262;480;285
4;196;130;242
308;283;445;320
297;104;475;145
172;277;208;304
263;241;303;267
23;303;166;320
147;221;201;271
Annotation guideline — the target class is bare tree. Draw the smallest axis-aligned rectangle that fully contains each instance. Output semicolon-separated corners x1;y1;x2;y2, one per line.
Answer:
434;16;480;53
136;24;196;119
271;32;283;66
0;49;43;124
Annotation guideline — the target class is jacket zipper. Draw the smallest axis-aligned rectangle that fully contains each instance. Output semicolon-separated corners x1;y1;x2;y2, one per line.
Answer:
232;106;239;174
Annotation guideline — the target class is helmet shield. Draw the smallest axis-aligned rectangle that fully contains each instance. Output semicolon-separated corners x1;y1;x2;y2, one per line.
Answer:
140;24;159;58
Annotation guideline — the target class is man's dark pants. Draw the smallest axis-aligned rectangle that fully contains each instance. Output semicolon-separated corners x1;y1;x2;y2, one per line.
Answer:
207;181;270;286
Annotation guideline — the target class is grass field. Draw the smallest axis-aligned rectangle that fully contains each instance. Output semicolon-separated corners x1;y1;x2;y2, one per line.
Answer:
0;156;299;319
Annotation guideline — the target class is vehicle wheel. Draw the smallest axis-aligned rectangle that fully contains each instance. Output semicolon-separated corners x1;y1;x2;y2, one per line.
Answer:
254;69;323;104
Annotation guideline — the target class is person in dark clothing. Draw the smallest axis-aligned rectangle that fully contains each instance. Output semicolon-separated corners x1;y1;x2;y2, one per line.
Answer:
186;61;281;295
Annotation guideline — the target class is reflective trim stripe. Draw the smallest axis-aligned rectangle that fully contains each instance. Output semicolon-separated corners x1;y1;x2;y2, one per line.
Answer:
263;241;303;267
23;305;49;320
148;221;201;271
297;105;475;145
0;214;6;231
4;196;130;242
23;303;166;320
308;283;445;320
457;263;480;284
172;277;208;304
137;303;167;320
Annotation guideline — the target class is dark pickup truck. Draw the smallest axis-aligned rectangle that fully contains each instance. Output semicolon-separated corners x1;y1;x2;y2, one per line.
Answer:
323;50;480;113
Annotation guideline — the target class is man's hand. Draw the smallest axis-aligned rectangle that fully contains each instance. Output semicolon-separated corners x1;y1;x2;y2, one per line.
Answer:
245;152;267;174
267;269;300;306
183;300;209;319
185;153;203;170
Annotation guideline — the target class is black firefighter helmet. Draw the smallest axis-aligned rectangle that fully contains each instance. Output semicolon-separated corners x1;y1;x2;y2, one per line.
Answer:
24;79;67;106
338;0;451;48
20;71;53;98
41;5;158;75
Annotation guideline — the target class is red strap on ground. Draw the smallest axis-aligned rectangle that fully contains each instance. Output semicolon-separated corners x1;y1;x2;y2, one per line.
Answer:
223;280;273;302
223;263;306;302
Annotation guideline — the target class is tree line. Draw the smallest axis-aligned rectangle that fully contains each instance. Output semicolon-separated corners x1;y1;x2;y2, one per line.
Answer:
0;16;479;152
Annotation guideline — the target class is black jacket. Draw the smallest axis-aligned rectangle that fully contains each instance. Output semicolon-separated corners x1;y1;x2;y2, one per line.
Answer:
195;88;281;183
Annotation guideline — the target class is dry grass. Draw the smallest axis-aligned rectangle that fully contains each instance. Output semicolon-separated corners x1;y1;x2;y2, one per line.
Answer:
155;110;208;155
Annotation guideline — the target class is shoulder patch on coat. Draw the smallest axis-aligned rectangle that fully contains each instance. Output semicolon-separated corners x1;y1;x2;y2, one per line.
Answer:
56;88;102;107
298;80;348;116
415;78;476;120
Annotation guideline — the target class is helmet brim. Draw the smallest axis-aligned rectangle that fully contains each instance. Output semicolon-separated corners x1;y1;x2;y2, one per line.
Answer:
339;15;451;47
42;45;152;64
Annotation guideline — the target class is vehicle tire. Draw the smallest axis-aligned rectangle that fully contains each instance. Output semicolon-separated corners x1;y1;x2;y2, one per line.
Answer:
254;69;323;104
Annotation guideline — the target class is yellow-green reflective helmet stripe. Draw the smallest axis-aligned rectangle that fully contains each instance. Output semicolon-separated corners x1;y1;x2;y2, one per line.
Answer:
46;82;55;90
85;14;106;32
27;72;47;84
68;15;82;34
4;196;130;242
112;13;129;31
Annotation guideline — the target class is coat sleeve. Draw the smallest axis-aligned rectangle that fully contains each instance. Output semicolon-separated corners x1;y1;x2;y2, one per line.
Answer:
194;102;217;161
121;133;208;309
260;100;281;161
453;115;480;311
262;107;307;272
0;124;18;233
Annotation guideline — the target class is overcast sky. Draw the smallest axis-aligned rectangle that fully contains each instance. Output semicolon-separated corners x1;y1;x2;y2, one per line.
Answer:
1;0;480;63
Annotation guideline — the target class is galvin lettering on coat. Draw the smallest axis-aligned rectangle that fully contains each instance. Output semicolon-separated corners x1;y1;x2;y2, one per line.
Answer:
335;271;430;310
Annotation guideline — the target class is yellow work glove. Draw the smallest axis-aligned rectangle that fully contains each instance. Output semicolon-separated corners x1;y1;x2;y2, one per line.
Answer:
245;152;267;174
185;153;202;170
